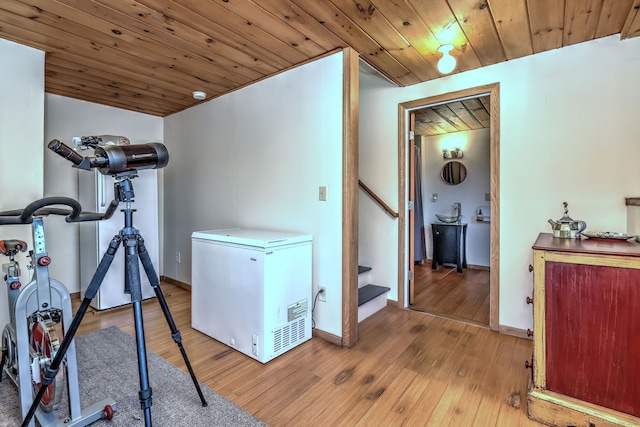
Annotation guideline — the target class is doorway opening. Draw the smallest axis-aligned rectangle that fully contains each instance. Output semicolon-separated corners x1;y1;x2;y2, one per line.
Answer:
397;83;500;331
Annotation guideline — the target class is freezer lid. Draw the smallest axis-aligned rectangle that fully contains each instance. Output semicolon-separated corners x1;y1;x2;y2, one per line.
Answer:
191;228;312;248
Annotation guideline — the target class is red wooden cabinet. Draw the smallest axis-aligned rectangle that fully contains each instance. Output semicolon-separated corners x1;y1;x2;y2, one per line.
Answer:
527;233;640;426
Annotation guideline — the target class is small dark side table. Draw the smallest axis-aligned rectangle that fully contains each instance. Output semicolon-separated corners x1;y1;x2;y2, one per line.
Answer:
431;223;467;273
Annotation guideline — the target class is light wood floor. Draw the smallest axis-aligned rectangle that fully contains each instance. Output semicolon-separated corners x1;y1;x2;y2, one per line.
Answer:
410;264;490;327
72;283;540;426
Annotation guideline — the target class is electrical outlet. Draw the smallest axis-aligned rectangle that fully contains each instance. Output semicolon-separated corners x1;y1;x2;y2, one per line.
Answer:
318;286;326;302
176;251;181;263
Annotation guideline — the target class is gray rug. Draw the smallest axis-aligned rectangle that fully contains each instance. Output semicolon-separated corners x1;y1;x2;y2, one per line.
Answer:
0;326;268;426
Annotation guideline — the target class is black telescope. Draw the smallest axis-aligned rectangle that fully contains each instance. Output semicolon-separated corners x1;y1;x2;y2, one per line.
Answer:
48;139;169;175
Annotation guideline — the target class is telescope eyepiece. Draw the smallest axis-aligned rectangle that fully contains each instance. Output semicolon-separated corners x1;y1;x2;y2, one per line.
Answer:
48;139;84;166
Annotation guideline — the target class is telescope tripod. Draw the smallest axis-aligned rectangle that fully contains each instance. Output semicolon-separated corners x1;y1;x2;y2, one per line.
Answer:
22;177;207;427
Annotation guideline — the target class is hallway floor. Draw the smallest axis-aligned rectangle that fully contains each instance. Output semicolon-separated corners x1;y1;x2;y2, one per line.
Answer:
410;264;490;327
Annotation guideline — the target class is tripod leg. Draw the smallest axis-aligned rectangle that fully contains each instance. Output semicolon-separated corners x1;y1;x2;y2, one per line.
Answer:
21;236;121;427
137;237;208;407
132;299;152;426
0;347;6;382
125;237;153;426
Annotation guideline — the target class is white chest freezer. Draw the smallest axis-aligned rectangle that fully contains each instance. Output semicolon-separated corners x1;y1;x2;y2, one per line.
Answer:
191;228;312;363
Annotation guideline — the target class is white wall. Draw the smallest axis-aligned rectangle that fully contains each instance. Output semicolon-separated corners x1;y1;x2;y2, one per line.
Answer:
358;71;402;298
359;35;640;330
421;128;491;267
0;39;44;328
44;94;163;294
164;52;345;336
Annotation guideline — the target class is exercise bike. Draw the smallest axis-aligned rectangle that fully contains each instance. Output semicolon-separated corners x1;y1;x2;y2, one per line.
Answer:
0;197;118;427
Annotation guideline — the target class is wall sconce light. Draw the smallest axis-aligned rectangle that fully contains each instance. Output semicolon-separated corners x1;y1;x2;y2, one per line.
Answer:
443;148;463;159
437;44;456;74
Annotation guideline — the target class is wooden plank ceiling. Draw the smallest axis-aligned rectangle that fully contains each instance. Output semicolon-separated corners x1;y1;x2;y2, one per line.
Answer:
414;95;490;136
1;0;639;117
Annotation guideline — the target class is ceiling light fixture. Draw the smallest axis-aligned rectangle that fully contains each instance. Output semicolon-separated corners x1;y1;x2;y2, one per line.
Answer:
192;91;207;100
437;44;456;75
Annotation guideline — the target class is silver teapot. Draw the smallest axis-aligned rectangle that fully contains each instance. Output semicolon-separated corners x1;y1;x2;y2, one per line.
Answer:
548;202;586;239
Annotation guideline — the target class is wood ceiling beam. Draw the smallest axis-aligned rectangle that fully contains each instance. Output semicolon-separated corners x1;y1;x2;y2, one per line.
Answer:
527;0;565;53
290;0;419;86
328;0;437;81
432;105;472;132
46;82;167;116
362;0;441;78
447;101;483;130
254;0;346;50
0;6;232;96
172;0;308;64
13;0;253;88
46;55;190;105
203;0;326;58
83;0;271;81
406;0;482;72
563;0;605;46
462;98;491;128
487;0;534;59
596;0;636;38
134;0;291;71
621;0;640;39
45;64;188;111
448;0;507;65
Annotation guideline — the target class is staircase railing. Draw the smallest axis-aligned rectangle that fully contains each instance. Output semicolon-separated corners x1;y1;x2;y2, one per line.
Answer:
358;180;398;218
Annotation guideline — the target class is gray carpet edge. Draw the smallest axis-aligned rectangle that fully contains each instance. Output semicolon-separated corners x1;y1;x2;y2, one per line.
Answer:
0;326;269;427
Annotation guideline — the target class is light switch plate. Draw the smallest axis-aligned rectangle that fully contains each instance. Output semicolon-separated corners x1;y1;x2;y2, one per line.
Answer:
319;186;327;201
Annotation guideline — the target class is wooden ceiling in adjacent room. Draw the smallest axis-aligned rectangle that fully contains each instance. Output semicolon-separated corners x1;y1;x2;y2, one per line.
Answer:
1;0;639;117
414;95;490;136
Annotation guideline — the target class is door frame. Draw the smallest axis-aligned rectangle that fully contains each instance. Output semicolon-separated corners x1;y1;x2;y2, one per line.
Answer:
341;47;359;347
408;111;416;303
397;83;500;331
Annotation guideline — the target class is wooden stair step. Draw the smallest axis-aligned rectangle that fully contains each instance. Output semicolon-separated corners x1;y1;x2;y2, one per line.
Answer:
358;284;390;306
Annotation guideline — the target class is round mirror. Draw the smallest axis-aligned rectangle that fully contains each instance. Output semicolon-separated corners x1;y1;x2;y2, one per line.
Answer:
440;161;467;185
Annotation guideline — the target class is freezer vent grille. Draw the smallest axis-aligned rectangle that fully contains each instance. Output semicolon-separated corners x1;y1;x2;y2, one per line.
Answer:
297;318;306;340
273;318;306;353
283;325;291;348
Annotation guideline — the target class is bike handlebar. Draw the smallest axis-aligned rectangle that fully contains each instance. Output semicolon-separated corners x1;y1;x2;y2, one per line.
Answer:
0;196;119;225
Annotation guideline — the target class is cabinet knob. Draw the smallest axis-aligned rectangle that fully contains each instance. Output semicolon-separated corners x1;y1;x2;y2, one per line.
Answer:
527;329;534;337
525;359;533;370
526;296;534;305
528;264;533;272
